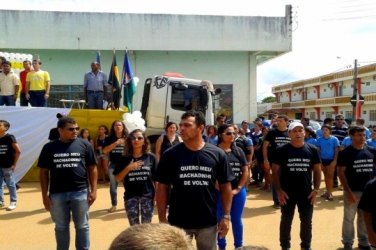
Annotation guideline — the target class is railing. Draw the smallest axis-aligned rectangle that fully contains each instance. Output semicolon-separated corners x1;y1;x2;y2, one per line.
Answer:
48;85;84;108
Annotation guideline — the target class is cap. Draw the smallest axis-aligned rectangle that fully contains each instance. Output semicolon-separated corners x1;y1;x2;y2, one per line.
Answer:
288;121;304;131
262;121;270;127
305;126;314;133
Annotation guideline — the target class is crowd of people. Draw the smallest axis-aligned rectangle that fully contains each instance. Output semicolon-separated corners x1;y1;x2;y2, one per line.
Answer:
1;109;376;250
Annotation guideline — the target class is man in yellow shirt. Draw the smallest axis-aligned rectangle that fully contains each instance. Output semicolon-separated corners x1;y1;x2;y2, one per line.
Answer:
25;59;50;107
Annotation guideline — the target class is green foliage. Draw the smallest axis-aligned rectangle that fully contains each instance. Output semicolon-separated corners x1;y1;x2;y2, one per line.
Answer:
261;96;276;103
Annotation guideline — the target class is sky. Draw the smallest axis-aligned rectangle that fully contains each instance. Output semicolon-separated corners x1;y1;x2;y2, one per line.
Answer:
2;0;376;101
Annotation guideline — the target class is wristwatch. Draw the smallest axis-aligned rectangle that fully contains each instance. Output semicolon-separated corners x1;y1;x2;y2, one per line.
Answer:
313;189;319;194
223;214;231;220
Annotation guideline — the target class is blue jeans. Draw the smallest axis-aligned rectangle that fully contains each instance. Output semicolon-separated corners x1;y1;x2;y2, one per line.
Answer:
125;195;154;225
342;191;369;247
87;91;104;109
217;188;246;249
20;93;29;106
280;191;313;249
49;189;90;250
108;163;118;206
0;95;16;106
185;225;217;250
29;90;47;107
0;168;17;203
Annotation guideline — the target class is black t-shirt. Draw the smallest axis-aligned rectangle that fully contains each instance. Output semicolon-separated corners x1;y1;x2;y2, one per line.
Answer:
38;138;97;194
0;134;17;168
337;145;376;191
358;178;376;232
227;147;247;189
155;143;234;229
113;153;157;200
104;135;125;163
264;128;290;162
161;135;180;155
48;128;59;141
274;143;321;193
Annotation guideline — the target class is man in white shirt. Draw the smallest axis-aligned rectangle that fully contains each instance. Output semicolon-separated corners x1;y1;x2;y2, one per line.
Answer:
0;61;20;106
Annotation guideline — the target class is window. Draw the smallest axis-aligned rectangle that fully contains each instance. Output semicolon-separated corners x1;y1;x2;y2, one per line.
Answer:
170;85;207;115
326;112;334;118
366;82;370;86
370;110;376;122
345;111;352;120
309;112;316;120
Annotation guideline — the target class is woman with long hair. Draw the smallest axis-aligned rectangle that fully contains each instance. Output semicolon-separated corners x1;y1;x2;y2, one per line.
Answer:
154;121;182;162
79;128;94;148
114;129;156;225
103;120;128;212
216;124;249;250
94;125;109;183
206;125;218;145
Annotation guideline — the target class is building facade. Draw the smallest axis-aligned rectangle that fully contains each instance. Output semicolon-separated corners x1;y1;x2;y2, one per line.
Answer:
271;63;376;125
0;8;292;123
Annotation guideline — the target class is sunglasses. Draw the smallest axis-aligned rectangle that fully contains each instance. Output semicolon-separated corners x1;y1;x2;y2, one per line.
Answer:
66;127;80;131
131;136;144;141
224;132;236;136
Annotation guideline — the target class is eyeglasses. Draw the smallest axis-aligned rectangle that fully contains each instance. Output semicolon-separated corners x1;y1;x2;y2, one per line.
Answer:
131;136;144;141
66;127;80;131
224;132;236;136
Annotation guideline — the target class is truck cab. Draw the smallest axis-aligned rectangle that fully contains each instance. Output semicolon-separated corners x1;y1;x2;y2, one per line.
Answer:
141;75;219;143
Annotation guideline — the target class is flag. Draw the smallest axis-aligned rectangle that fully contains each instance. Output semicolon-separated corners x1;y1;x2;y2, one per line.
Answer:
96;51;101;70
108;51;121;109
96;51;101;64
122;50;136;112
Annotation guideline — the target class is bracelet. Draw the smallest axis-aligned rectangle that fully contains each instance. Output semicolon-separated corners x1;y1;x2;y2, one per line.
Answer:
313;189;319;193
223;214;231;220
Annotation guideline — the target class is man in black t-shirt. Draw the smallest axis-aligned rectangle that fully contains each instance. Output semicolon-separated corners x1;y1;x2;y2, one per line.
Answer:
156;111;234;250
0;120;21;211
358;179;376;249
272;122;321;250
262;114;291;208
38;117;97;250
337;126;375;250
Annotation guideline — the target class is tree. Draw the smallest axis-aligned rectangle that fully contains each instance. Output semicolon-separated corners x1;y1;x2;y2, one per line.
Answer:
261;96;276;103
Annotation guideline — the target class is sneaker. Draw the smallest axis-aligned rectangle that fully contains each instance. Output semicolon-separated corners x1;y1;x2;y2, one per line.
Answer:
343;243;353;250
108;206;116;213
320;192;328;198
6;202;16;211
273;203;281;209
358;244;372;250
326;194;334;201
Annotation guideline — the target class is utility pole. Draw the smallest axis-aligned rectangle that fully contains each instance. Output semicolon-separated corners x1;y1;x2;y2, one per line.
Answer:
352;59;358;122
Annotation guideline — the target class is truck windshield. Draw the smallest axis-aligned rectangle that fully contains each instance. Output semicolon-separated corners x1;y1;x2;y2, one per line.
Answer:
171;85;207;114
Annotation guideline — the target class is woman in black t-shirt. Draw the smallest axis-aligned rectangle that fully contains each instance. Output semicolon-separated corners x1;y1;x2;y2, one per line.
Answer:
154;121;182;162
103;120;128;213
216;124;248;250
114;129;156;225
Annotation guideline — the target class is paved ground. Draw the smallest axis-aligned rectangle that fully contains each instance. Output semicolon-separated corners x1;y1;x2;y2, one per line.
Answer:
0;181;363;250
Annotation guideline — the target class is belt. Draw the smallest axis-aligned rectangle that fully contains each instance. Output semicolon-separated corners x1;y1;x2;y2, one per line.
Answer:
87;90;104;93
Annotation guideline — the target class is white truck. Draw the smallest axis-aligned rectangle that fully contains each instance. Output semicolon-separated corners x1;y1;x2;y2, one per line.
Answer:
140;74;221;143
